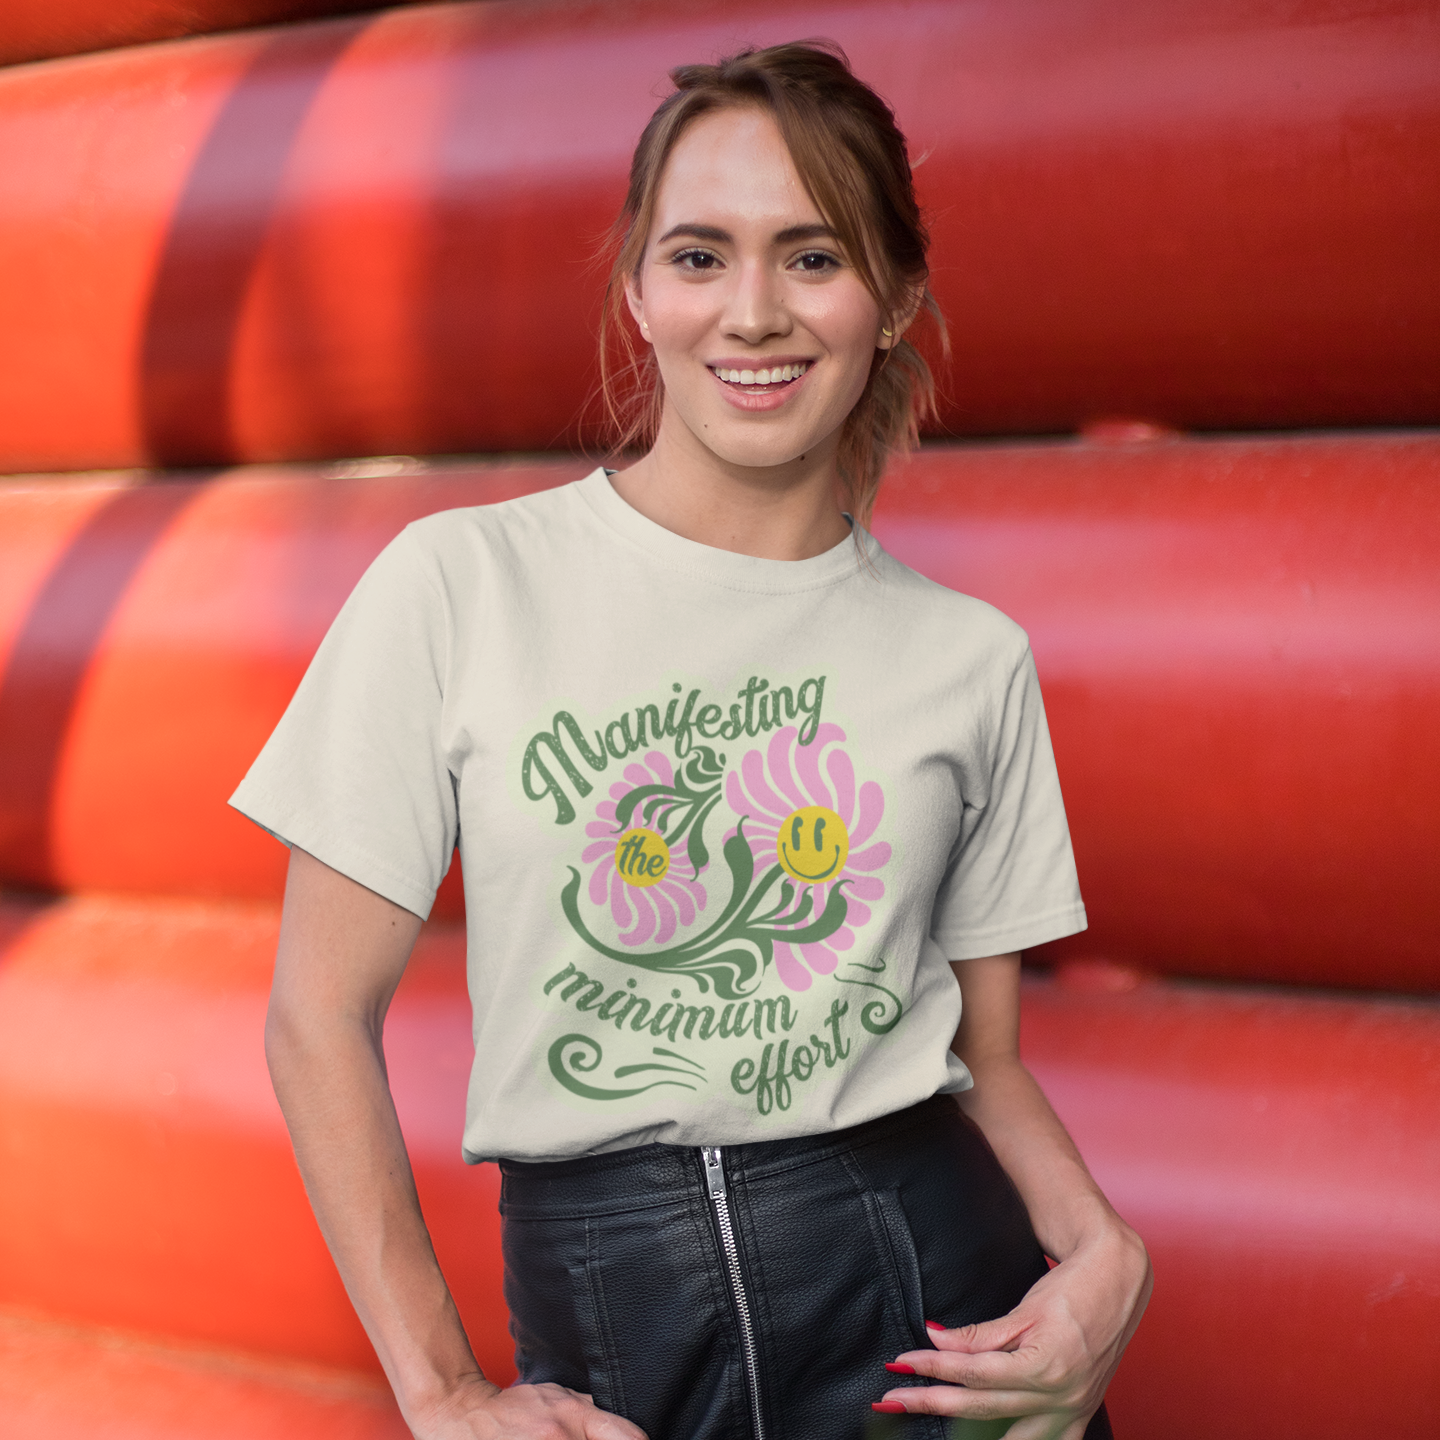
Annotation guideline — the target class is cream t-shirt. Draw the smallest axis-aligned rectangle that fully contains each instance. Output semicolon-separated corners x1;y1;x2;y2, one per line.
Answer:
231;469;1086;1161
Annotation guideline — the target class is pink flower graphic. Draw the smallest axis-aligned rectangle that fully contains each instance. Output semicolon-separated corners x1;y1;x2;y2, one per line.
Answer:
582;752;708;946
724;723;891;991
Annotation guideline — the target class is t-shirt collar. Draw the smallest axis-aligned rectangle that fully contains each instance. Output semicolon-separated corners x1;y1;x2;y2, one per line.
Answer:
574;467;873;595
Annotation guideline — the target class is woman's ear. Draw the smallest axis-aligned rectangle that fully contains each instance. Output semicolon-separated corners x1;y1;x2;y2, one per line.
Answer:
624;277;651;341
877;283;927;350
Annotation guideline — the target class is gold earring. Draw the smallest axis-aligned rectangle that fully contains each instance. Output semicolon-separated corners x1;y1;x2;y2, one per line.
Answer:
881;327;893;338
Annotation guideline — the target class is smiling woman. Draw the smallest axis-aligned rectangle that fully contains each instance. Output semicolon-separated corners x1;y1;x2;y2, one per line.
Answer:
603;44;941;539
618;108;889;511
230;40;1148;1440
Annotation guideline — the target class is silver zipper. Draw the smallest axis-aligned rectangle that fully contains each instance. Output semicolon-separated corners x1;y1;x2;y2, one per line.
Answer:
701;1146;766;1440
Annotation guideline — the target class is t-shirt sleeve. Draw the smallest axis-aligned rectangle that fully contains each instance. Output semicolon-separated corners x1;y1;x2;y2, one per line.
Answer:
228;525;457;919
929;646;1087;959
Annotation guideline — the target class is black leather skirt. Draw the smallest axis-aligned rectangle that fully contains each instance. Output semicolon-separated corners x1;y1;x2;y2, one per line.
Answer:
499;1094;1113;1440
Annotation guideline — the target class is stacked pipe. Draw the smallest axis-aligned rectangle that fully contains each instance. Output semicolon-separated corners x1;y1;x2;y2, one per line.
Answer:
1;4;1437;1438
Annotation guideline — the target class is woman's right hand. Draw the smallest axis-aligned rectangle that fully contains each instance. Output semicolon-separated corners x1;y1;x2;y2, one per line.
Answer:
408;1377;649;1440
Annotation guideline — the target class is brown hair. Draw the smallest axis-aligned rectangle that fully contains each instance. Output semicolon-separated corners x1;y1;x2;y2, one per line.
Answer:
599;40;944;528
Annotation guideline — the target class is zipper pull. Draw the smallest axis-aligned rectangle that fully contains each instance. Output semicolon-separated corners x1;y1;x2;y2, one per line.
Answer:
702;1146;727;1200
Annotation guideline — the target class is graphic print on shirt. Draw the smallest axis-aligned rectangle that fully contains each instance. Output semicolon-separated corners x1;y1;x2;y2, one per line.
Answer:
519;674;906;1117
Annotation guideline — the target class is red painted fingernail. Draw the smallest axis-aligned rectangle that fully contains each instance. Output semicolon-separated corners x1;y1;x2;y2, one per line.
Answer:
925;1319;946;1331
885;1362;916;1374
872;1401;908;1414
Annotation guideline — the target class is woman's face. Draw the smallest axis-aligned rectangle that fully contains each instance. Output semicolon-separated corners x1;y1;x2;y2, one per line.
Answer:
627;106;889;474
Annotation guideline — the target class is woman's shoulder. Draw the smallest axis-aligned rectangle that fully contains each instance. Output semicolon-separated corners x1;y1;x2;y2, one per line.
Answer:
402;471;593;551
382;470;614;584
334;475;601;622
869;541;1032;659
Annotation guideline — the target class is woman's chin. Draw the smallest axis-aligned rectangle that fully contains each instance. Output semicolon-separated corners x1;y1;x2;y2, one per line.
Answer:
676;415;838;475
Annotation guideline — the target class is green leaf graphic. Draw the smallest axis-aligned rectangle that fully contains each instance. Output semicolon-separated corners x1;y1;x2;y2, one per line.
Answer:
613;746;726;877
562;820;851;999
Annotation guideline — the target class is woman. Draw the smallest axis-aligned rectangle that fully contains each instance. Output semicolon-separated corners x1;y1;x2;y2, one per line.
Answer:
234;41;1150;1440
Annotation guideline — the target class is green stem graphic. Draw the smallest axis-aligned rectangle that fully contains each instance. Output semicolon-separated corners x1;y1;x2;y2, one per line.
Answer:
613;746;726;876
562;821;851;998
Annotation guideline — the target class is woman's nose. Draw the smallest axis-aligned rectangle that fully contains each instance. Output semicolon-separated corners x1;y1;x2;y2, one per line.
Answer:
719;260;791;343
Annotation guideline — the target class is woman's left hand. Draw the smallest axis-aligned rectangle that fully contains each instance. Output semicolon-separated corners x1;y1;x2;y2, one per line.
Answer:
878;1217;1152;1438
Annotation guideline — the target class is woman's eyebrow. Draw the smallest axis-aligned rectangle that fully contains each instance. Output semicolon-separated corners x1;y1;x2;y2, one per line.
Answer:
656;223;731;245
774;223;839;244
654;222;840;246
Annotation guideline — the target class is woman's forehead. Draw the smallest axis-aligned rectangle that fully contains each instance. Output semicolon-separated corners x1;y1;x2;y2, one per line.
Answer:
650;107;823;241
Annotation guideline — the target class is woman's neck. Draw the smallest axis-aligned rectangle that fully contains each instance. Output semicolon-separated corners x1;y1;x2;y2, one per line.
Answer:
609;412;852;562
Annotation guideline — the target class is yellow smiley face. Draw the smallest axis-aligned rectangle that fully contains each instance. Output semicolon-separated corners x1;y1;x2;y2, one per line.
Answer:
614;827;671;887
777;806;849;884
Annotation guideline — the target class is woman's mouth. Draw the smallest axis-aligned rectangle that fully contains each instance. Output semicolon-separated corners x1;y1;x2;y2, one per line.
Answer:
709;362;809;393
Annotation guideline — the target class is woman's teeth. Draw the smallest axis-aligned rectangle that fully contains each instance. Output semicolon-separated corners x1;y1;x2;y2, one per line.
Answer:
713;363;808;386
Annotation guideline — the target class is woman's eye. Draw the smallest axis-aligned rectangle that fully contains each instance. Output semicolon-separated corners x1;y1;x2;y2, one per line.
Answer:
792;250;841;273
672;248;721;271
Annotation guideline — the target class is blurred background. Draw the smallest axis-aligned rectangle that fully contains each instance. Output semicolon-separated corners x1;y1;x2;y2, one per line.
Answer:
0;2;1437;1436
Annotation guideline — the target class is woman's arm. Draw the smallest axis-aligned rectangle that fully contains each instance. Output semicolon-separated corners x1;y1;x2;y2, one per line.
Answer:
880;954;1152;1439
266;846;646;1440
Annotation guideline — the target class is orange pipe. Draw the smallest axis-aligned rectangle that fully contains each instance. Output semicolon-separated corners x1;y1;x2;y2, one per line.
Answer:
0;2;412;68
872;433;1440;991
0;893;514;1381
0;1310;409;1440
0;0;1436;471
2;897;1435;1437
1024;963;1440;1440
0;458;583;918
3;435;1436;988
